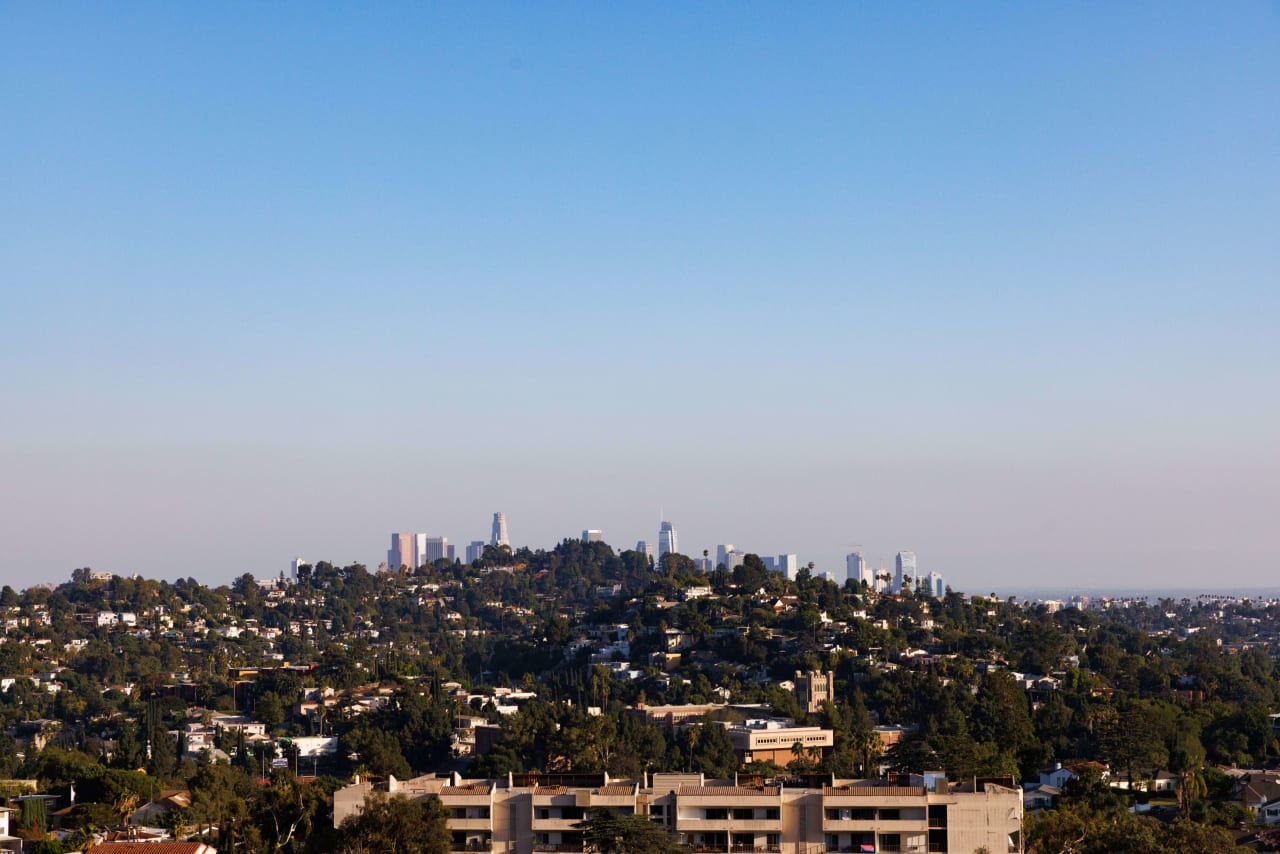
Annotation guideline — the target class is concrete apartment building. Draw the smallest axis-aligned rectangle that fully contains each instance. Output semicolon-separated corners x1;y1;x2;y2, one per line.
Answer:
334;771;1023;854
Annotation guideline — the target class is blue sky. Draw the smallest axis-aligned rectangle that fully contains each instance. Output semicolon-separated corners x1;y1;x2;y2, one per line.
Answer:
2;3;1278;590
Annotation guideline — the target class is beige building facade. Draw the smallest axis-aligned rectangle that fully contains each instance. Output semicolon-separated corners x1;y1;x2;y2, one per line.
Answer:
334;771;1023;854
794;670;836;715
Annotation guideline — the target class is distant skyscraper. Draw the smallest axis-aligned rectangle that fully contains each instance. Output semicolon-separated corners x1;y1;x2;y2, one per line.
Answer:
582;529;603;543
778;554;799;579
762;556;777;572
447;544;456;562
873;564;890;592
388;533;420;572
425;537;449;563
895;551;917;592
927;571;945;598
716;544;734;570
847;550;872;587
491;512;509;548
658;520;678;561
636;541;653;560
289;558;307;582
466;541;486;564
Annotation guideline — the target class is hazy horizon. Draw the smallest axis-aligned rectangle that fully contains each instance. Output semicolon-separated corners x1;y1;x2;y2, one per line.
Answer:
4;4;1278;591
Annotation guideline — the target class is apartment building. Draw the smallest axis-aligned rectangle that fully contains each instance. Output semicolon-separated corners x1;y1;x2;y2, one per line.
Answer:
334;771;1023;854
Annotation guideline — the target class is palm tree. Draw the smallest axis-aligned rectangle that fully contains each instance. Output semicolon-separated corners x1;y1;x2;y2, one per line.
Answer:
114;792;141;826
849;728;881;778
1178;769;1206;816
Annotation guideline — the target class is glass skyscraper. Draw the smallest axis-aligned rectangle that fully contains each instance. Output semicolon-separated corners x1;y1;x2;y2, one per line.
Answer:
895;551;916;592
658;520;678;561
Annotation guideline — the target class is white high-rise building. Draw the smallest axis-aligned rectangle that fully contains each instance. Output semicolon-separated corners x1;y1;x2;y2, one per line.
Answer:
582;529;603;543
716;544;734;570
491;512;509;548
927;571;945;598
289;558;307;582
778;554;799;580
895;551;917;592
874;565;891;592
466;541;486;564
846;551;868;586
636;540;653;559
658;521;679;561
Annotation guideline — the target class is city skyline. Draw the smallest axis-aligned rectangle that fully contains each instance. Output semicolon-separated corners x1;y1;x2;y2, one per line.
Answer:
3;4;1277;591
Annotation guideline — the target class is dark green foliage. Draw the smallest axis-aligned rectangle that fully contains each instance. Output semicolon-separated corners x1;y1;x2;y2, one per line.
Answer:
677;722;737;779
20;797;47;834
575;809;687;854
337;790;449;854
1028;801;1246;853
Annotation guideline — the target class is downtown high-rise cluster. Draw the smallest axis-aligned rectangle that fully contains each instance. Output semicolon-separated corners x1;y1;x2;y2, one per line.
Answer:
375;514;945;595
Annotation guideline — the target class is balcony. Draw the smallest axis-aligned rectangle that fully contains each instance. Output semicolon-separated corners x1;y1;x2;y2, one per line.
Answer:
678;819;783;833
448;818;494;831
532;845;584;852
450;844;493;853
532;818;587;831
690;847;781;854
821;820;930;833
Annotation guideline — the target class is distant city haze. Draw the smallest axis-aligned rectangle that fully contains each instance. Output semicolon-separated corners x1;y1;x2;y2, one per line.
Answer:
2;4;1277;591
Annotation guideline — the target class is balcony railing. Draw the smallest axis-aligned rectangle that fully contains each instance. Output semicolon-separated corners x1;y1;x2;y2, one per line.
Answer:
532;845;584;853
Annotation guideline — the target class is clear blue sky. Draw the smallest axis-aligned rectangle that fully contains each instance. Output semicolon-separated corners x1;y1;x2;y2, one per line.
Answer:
3;3;1278;591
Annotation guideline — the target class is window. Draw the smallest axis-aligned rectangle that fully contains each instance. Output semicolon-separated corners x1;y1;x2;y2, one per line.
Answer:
706;809;729;821
764;808;779;820
733;809;754;820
